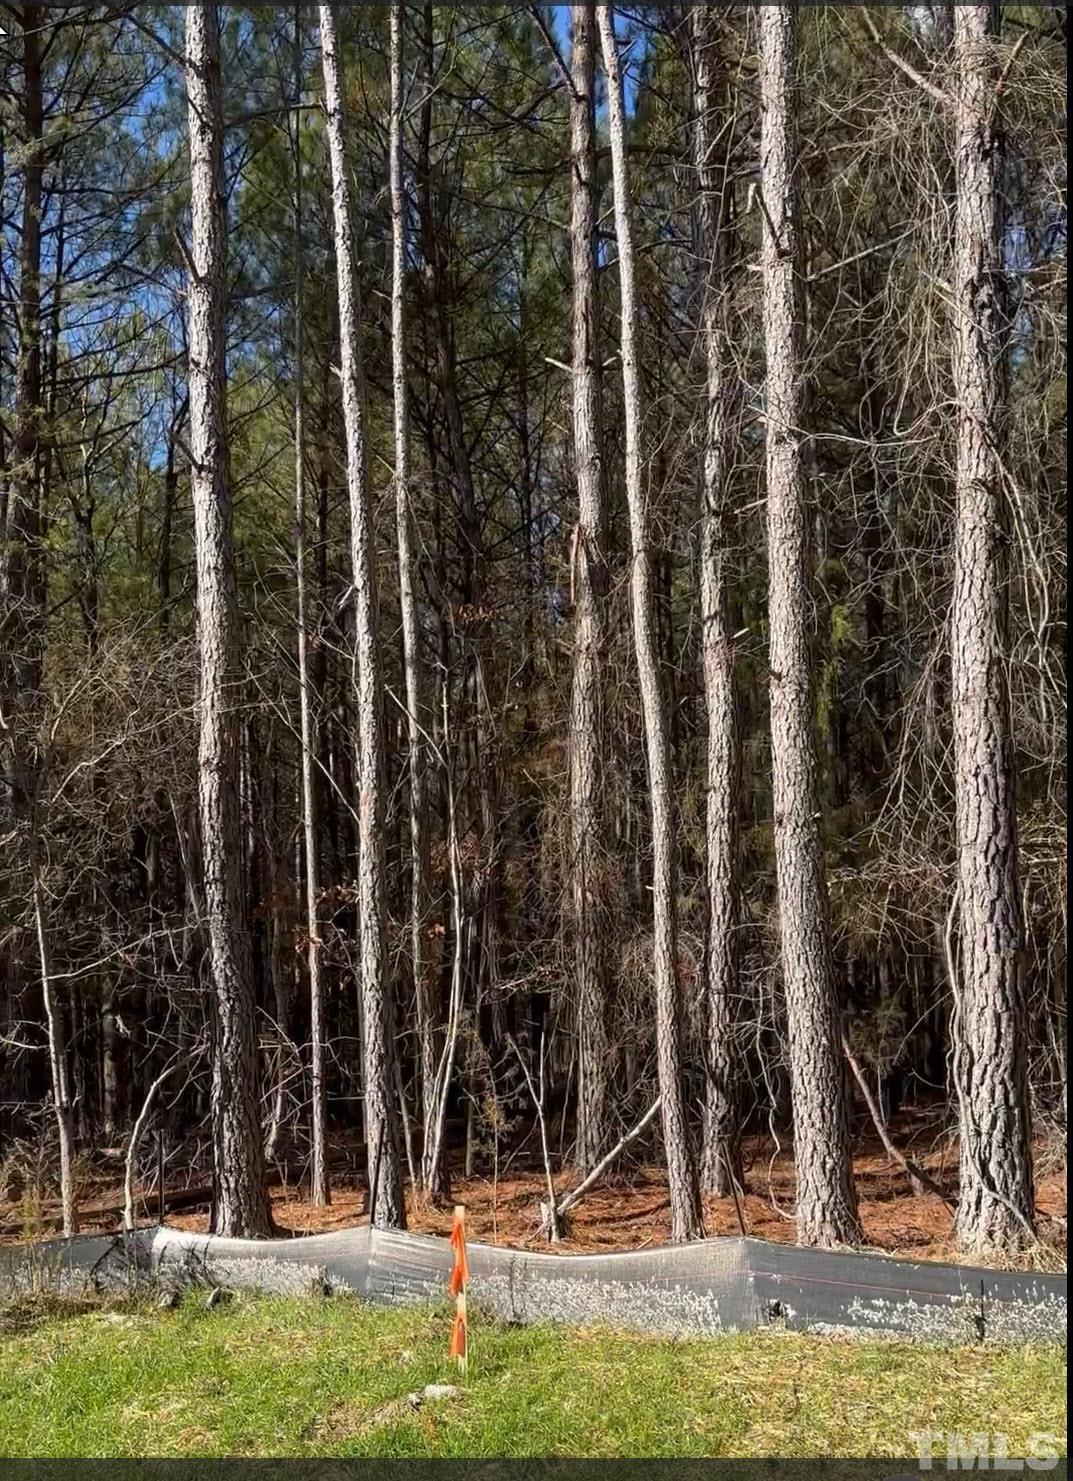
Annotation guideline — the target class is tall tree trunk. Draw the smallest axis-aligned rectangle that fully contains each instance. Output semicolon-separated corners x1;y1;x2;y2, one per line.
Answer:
692;5;743;1198
598;5;702;1242
757;3;860;1249
158;395;186;636
567;3;609;1176
417;8;479;612
390;1;435;1199
101;990;120;1140
3;8;79;1234
261;734;291;1168
415;1;481;1201
290;4;330;1208
2;4;44;818
319;2;405;1229
184;4;273;1239
33;843;78;1236
950;4;1034;1256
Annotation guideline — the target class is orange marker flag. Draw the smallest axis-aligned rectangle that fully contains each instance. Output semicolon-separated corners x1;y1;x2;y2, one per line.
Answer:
448;1203;469;1375
448;1204;469;1296
448;1307;467;1362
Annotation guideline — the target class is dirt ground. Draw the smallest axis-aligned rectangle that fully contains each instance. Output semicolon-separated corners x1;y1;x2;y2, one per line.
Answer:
4;1115;1065;1269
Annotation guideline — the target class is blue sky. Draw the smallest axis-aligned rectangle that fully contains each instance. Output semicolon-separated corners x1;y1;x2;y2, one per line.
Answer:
548;3;647;114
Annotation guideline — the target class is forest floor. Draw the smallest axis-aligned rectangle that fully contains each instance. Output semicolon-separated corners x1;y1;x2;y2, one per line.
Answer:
0;1290;1065;1458
3;1113;1066;1269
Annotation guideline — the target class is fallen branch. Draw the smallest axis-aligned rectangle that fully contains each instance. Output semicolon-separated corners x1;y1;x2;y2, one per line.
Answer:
546;1097;663;1233
723;1149;748;1237
124;1062;183;1232
0;1183;214;1241
861;10;952;107
509;1032;560;1242
841;1036;953;1211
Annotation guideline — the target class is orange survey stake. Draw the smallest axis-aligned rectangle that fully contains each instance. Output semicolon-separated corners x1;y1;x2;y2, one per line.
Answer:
447;1204;469;1374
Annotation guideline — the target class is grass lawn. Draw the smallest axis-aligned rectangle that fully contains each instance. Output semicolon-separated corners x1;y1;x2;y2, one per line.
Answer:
0;1292;1065;1458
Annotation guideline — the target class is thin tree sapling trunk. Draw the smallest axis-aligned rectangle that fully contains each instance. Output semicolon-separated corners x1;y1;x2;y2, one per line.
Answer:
319;1;405;1229
598;4;703;1243
290;2;330;1208
692;3;744;1198
390;1;436;1200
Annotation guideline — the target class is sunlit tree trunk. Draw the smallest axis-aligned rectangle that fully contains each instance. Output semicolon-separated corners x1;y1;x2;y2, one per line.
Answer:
2;3;45;827
758;2;860;1249
415;1;478;1202
692;5;743;1198
390;2;435;1200
950;4;1034;1256
598;5;702;1242
290;5;329;1207
33;847;78;1235
185;4;273;1239
9;31;75;1222
567;2;609;1176
0;9;77;1230
319;2;405;1229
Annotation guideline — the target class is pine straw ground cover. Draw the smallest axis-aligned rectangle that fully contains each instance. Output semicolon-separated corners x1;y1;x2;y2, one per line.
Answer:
0;1291;1065;1458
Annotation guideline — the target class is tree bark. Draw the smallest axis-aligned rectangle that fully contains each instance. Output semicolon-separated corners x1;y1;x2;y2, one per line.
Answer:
757;3;861;1249
692;4;743;1198
415;2;478;1203
319;2;405;1229
184;4;273;1239
33;842;78;1237
3;9;78;1236
598;5;702;1242
290;4;330;1208
390;1;435;1199
157;395;186;636
2;5;44;823
261;756;291;1170
567;3;609;1176
949;4;1034;1256
101;991;120;1140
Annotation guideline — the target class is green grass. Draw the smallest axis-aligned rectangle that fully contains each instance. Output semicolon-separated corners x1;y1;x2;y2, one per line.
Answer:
0;1292;1065;1458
